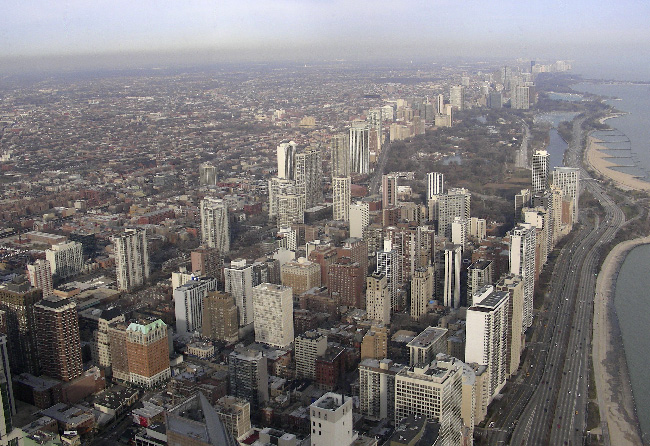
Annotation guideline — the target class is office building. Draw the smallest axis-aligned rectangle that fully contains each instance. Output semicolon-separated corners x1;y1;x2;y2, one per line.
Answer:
173;277;218;336
349;201;370;239
199;162;218;186
281;258;321;297
510;224;536;330
166;392;237;446
467;260;493;306
332;176;351;221
427;172;444;200
224;260;256;327
408;326;448;367
444;244;462;308
200;197;230;253
310;393;358;446
495;275;524;376
450;85;465;110
366;273;390;324
295;146;323;209
202;291;239;343
45;241;83;279
277;141;297;180
252;283;293;349
410;265;435;321
359;358;405;421
295;331;328;379
553;167;580;223
331;134;350;178
27;259;53;298
466;288;509;402
34;297;83;382
0;281;41;375
395;357;464;446
113;228;150;292
531;150;550;194
382;174;398;208
349;121;370;174
228;346;268;411
438;188;471;239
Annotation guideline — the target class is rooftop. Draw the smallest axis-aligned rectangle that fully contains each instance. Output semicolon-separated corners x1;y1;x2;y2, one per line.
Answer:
407;326;448;349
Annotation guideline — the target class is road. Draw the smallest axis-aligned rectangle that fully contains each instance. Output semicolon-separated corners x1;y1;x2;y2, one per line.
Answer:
482;117;626;445
369;140;393;196
515;121;530;169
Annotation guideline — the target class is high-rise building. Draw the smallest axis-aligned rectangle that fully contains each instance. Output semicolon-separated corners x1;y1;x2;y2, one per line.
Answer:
328;259;364;308
427;172;444;200
332;176;351;221
531;150;550;194
438;188;471;239
214;396;253;442
495;274;524;376
277;141;297;180
349;201;370;239
228;346;268;411
450;85;465;110
200;197;230;253
199;162;218;186
0;335;21;446
27;259;53;298
407;326;448;367
466;288;509;402
514;188;531;221
268;177;299;218
382;174;398;208
444;244;462;308
224;260;256;327
360;325;388;360
469;217;487;241
451;217;468;249
295;330;327;379
395;357;464;446
0;281;41;375
338;237;368;278
367;108;383;154
123;318;171;388
92;307;124;368
511;85;531;110
252;283;293;349
436;94;445;115
295;146;323;209
376;240;399;310
366;273;390;324
310;393;358;446
173;277;218;336
113;228;150;292
280;258;321;297
349;121;370;174
359;358;405;421
510;224;536;329
467;260;493;306
166;393;238;446
553;167;580;223
331;134;350;178
45;241;83;279
410;265;435;321
191;246;223;282
202;291;239;343
276;193;305;228
34;297;83;382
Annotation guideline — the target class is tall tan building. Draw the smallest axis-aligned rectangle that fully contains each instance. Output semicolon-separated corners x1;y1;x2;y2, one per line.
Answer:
360;325;388;360
280;258;321;297
34;297;83;382
495;274;524;376
295;330;327;379
366;273;390;324
92;307;125;368
332;176;351;221
202;291;239;343
410;265;435;321
252;283;293;349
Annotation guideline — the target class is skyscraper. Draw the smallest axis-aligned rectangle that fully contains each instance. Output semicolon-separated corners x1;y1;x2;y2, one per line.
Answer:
450;85;465;110
410;265;435;321
173;277;218;336
553;167;580;223
444;244;462;308
124;318;171;388
376;240;399;310
199;162;218;186
202;291;239;344
531;150;550;194
359;359;405;421
382;174;398;208
224;260;256;327
349;201;370;239
349;121;370;174
332;176;351;221
228;346;268;411
510;224;536;329
113;228;150;292
45;241;83;279
366;273;390;324
295;331;327;379
295;146;323;209
277;141;297;180
438;188;471;239
252;283;293;349
427;172;444;200
0;281;41;375
26;259;53;298
34;297;83;382
200;197;230;253
0;335;20;446
331;134;350;178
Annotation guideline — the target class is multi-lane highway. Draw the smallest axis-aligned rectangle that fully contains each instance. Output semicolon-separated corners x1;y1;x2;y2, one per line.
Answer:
483;117;626;445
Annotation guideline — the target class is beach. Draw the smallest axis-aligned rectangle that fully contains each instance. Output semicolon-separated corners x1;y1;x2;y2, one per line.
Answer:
586;135;650;192
593;237;647;445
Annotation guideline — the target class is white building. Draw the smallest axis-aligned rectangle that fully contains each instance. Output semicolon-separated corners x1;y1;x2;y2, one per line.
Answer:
407;326;448;367
465;288;509;403
173;277;218;336
510;224;536;329
359;358;405;421
553;167;580;223
438;188;470;239
199;163;217;186
450;85;465;110
469;217;486;241
27;259;53;297
451;217;468;250
200;197;230;253
467;260;493;306
113;228;149;292
349;121;370;174
427;172;444;200
332;176;351;221
46;241;83;279
531;150;550;194
295;331;327;379
366;273;390;325
331;134;350;178
277;141;297;180
310;393;358;446
410;265;435;321
252;283;293;349
225;260;256;327
277;227;297;252
444;244;462;308
349;201;370;239
376;239;399;310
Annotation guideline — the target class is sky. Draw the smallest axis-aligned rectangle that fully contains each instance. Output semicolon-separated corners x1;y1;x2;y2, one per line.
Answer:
2;0;650;77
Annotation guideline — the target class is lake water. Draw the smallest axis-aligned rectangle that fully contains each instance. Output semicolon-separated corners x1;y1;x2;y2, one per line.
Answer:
534;112;578;169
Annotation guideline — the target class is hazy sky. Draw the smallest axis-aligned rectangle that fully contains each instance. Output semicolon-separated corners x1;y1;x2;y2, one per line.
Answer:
2;0;650;71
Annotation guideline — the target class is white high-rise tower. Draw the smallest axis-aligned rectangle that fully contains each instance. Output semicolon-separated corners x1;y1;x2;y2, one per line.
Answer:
532;150;550;194
112;228;150;292
510;223;536;329
200;197;230;253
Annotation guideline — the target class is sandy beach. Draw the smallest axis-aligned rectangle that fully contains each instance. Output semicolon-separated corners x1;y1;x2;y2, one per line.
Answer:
586;136;650;191
593;237;648;445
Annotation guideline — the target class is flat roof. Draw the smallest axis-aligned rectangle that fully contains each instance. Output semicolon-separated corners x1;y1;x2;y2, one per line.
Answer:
407;327;448;349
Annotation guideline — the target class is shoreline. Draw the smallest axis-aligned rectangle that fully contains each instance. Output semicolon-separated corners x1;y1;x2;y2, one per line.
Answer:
593;237;647;445
585;135;650;192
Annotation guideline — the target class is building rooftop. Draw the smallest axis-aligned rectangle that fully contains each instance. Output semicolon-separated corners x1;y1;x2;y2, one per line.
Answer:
407;326;448;349
469;290;509;311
